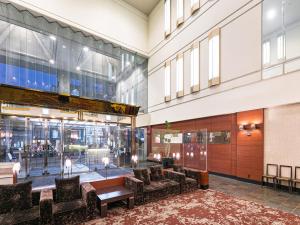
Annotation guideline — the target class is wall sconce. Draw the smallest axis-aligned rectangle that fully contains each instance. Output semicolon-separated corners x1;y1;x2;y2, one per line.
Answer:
172;152;181;160
239;123;261;136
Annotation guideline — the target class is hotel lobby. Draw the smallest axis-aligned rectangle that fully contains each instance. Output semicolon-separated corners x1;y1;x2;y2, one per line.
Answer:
1;0;300;224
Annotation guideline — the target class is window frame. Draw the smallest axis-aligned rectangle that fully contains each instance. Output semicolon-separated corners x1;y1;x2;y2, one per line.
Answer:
164;61;171;102
176;0;184;27
190;42;200;93
208;28;220;87
164;0;171;38
176;53;184;98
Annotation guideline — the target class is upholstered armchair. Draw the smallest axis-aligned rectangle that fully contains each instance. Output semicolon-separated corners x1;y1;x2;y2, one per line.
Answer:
125;166;180;205
165;168;198;193
0;181;40;225
39;176;97;225
172;165;209;190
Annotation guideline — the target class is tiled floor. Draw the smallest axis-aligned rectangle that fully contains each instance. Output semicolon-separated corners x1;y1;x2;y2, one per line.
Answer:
210;174;300;216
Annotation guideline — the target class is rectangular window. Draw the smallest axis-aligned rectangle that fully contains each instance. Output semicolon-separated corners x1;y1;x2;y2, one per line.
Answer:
164;0;171;37
208;28;220;86
176;0;184;26
191;0;200;14
263;41;270;66
190;42;200;92
176;53;184;97
164;61;171;102
277;35;285;60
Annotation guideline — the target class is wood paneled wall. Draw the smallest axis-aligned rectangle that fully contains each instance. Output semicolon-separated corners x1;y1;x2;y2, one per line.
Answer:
149;109;264;182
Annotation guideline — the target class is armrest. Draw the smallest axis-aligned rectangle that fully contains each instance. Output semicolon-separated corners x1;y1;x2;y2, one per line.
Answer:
164;170;185;185
125;176;144;203
185;168;201;185
39;189;53;225
81;182;97;218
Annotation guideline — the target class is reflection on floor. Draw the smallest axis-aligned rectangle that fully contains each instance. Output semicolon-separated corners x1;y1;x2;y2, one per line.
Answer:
210;174;300;216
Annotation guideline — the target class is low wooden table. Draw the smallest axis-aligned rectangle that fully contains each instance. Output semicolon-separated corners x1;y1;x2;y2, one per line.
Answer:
96;185;134;217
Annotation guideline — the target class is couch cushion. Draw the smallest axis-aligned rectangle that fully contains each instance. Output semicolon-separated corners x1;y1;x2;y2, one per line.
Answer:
149;166;163;181
133;169;151;185
54;199;87;215
144;179;178;193
185;177;197;185
173;165;185;174
55;176;81;203
0;205;39;225
0;181;32;214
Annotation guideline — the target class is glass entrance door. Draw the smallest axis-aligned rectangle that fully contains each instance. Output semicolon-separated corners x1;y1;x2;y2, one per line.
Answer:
28;118;63;177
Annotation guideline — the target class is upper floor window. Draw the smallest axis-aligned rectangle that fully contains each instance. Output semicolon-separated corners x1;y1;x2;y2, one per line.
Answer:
190;42;200;92
208;28;220;86
263;41;270;66
176;53;184;97
191;0;200;14
164;61;171;102
164;0;171;37
277;34;285;60
176;0;184;26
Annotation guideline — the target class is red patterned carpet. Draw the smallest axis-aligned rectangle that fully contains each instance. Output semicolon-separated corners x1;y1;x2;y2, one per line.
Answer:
86;189;300;225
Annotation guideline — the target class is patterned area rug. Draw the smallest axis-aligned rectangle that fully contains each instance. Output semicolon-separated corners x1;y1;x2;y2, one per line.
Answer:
86;189;300;225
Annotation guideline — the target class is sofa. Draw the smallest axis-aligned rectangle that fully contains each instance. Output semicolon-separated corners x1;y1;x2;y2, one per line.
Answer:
39;176;97;225
0;181;40;225
125;165;180;205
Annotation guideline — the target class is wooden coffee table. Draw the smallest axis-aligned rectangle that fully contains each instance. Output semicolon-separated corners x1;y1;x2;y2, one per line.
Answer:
96;185;134;217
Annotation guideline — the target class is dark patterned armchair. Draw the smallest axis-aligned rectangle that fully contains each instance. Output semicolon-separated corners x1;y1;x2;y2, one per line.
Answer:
171;165;206;192
39;176;97;225
0;181;40;225
125;166;180;205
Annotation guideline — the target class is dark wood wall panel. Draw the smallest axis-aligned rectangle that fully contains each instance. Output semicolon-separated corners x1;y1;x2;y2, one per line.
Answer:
149;109;264;182
236;109;264;181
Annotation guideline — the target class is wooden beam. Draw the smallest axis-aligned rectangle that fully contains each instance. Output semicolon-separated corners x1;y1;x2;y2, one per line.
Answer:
0;84;139;116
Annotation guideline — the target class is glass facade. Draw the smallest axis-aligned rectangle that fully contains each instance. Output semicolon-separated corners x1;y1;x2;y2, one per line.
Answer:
0;2;148;113
262;0;300;79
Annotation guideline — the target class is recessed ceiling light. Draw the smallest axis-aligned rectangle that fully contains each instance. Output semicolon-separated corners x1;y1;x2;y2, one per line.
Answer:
49;35;56;41
62;45;66;49
83;46;89;52
76;66;81;71
267;9;276;20
49;59;55;64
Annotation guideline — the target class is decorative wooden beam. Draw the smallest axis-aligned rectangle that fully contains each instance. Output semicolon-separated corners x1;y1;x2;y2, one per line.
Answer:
0;84;139;116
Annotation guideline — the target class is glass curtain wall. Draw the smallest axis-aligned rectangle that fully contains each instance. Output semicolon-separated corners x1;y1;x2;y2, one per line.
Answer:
262;0;300;79
0;2;148;112
0;115;134;181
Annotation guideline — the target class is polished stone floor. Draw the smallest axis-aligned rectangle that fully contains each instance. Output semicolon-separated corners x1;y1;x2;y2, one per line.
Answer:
210;174;300;216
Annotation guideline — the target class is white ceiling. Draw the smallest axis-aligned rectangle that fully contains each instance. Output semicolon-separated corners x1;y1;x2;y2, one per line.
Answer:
122;0;160;15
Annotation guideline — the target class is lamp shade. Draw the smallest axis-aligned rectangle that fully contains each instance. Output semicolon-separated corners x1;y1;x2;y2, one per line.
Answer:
12;162;21;173
65;159;72;168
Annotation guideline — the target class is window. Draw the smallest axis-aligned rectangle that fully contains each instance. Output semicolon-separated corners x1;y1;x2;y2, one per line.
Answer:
263;41;270;66
164;0;171;37
277;35;285;60
191;0;200;14
190;42;200;92
208;28;220;86
176;0;184;26
164;61;171;102
176;54;184;97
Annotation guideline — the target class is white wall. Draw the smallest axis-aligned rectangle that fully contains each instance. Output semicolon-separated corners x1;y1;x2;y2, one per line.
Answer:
137;0;300;128
9;0;148;55
265;104;300;178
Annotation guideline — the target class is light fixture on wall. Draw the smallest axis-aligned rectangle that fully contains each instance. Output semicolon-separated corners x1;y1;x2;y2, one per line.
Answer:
239;123;261;136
